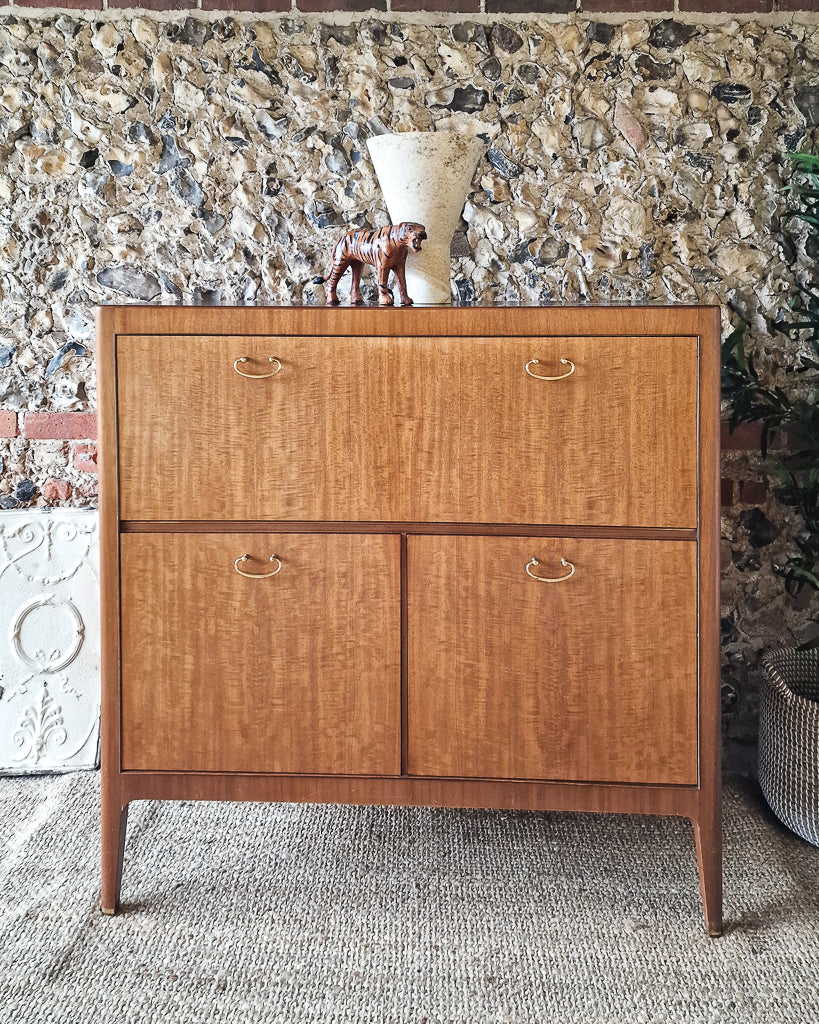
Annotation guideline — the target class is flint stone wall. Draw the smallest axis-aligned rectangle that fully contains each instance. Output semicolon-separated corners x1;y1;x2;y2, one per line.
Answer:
1;11;819;771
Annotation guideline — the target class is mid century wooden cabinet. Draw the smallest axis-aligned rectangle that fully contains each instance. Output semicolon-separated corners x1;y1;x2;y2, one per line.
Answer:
97;304;722;935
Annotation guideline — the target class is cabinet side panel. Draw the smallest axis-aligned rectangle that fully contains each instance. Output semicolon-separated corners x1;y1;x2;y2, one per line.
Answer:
698;310;722;790
696;307;723;930
97;307;127;912
96;308;121;778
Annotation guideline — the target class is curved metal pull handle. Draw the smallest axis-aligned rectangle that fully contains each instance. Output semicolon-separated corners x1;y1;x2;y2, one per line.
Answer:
525;358;575;381
233;356;282;379
234;554;282;579
525;557;575;583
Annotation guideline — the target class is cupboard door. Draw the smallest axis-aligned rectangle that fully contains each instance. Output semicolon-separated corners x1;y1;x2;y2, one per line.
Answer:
120;533;401;774
406;334;698;528
407;536;698;785
117;335;404;522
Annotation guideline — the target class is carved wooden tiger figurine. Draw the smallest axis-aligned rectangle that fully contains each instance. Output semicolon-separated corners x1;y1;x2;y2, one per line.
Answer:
314;222;427;307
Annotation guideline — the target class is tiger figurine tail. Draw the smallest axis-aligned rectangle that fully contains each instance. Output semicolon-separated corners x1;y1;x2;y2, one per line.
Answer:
313;222;427;306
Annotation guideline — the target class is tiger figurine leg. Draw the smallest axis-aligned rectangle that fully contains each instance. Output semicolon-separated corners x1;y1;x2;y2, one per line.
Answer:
376;263;395;306
349;261;365;306
323;255;350;306
391;250;413;307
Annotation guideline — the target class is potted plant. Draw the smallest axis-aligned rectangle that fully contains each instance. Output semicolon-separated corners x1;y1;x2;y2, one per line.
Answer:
722;151;819;846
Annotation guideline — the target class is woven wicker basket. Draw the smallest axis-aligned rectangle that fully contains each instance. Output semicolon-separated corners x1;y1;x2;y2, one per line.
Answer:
759;649;819;846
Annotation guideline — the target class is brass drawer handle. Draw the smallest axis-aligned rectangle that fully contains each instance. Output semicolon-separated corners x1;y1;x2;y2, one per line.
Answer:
233;356;282;378
234;554;282;579
526;557;575;583
525;358;575;380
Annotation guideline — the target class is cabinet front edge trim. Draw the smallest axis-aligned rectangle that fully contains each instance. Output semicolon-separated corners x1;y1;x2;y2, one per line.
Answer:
119;521;699;540
119;772;702;817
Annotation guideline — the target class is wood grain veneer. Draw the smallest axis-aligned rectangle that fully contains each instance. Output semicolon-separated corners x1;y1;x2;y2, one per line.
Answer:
121;521;698;539
432;334;697;528
120;532;401;775
96;305;127;917
695;305;723;937
117;335;404;523
98;303;722;935
407;536;698;784
99;304;707;339
121;772;702;818
117;333;696;527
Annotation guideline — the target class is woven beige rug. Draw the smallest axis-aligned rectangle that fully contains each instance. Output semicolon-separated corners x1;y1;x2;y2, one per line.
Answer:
0;772;816;1023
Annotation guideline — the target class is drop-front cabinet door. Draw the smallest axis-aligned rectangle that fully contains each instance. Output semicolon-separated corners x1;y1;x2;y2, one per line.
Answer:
116;335;412;522
407;536;698;785
406;334;699;528
120;533;401;774
116;333;696;527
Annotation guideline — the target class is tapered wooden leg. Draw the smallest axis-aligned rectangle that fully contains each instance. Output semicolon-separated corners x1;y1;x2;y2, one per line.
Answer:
101;794;129;915
694;812;723;937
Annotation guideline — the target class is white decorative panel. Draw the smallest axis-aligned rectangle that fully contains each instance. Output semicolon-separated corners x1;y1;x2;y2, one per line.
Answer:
0;510;99;773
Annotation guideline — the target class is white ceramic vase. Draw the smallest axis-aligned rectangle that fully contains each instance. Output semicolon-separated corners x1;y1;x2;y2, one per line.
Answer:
367;131;486;305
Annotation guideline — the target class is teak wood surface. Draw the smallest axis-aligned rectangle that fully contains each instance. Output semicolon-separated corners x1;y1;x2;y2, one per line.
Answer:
120;532;401;775
407;536;698;784
117;333;697;527
97;303;723;937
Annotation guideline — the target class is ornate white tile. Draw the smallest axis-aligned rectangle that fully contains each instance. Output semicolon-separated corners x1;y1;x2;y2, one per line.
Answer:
0;510;99;773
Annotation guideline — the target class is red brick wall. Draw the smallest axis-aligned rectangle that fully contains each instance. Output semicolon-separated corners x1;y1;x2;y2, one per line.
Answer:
1;414;98;508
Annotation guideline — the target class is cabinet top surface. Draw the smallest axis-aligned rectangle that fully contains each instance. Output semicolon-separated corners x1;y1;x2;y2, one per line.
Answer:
97;303;720;339
97;301;719;311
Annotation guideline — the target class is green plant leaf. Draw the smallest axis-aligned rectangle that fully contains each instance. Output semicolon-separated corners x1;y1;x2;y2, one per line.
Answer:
721;150;819;600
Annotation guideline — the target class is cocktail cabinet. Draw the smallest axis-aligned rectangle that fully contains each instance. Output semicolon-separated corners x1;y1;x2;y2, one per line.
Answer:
97;304;721;934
